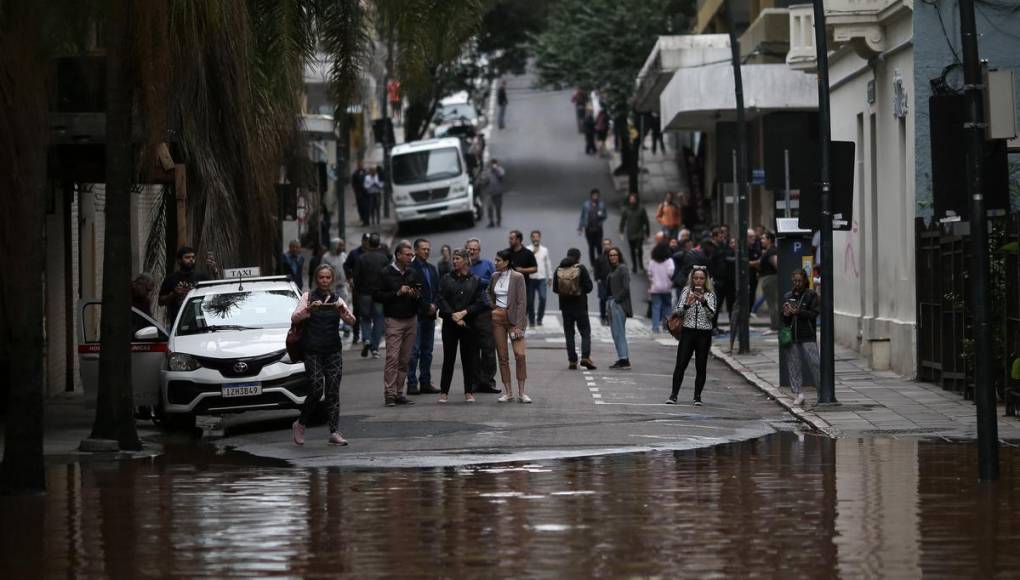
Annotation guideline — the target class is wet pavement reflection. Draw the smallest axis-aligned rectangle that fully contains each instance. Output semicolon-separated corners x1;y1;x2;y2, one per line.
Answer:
3;433;1020;578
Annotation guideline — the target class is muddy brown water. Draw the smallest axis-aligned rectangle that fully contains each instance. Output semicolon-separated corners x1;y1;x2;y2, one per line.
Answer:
3;433;1019;578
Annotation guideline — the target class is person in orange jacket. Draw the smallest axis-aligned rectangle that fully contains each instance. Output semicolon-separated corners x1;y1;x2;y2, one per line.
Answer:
656;191;682;239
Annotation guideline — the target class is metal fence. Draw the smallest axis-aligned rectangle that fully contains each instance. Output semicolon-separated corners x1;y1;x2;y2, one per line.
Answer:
916;215;1019;405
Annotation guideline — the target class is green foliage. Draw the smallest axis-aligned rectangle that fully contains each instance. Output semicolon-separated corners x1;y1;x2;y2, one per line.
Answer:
477;0;551;76
531;0;694;114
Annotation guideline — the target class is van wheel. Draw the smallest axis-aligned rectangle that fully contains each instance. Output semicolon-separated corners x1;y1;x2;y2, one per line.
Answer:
464;211;476;229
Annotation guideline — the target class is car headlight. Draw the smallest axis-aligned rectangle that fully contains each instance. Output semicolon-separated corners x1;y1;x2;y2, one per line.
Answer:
168;353;201;372
450;184;468;198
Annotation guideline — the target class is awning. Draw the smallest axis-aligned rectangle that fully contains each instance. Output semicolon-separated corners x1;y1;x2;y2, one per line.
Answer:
634;35;731;112
660;63;818;131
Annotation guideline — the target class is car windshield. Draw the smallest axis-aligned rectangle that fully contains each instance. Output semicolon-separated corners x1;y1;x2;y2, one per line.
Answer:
175;290;297;336
392;147;463;185
436;103;477;123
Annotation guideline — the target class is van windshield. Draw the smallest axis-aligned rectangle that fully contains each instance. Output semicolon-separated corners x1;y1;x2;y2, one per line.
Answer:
392;147;462;185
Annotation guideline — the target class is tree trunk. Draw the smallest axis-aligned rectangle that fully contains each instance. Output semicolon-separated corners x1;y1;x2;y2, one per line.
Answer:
90;0;141;451
0;1;48;493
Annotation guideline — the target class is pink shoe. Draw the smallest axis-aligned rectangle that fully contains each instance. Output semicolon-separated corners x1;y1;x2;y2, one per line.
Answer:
292;420;305;445
328;433;349;446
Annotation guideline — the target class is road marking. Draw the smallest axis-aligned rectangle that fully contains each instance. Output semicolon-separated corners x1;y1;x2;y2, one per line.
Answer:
588;387;599;392
592;393;602;399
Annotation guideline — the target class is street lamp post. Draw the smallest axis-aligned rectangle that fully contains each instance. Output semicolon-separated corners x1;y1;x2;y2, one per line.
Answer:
812;0;838;404
724;0;751;354
957;0;999;481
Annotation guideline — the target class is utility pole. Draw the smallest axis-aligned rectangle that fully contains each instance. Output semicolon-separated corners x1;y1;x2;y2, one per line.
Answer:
724;0;750;354
812;0;838;404
957;0;999;481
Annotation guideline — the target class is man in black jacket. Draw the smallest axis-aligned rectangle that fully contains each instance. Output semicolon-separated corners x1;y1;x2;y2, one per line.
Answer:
354;233;389;358
406;238;441;395
437;249;489;401
592;237;613;325
553;248;596;370
374;241;424;407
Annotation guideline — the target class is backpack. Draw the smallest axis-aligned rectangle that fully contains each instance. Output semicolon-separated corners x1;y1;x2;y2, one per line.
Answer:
556;265;582;296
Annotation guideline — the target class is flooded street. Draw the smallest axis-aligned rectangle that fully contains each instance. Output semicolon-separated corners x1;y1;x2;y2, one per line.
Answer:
3;433;1020;578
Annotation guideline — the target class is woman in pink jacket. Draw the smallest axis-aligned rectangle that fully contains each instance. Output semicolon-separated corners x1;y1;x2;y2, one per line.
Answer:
647;242;675;333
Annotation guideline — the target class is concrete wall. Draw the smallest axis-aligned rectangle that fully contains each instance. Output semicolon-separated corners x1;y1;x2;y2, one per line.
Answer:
914;0;1020;219
827;11;917;377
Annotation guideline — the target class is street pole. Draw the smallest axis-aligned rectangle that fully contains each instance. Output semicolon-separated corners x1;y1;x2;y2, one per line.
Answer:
784;148;791;217
336;113;348;242
724;0;751;354
957;0;999;481
812;0;837;404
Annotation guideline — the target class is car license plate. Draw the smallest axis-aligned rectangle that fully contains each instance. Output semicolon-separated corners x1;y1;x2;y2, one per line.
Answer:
222;382;262;398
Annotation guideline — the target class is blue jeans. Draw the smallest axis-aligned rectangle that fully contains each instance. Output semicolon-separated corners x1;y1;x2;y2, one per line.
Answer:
526;278;548;324
608;299;629;360
650;292;672;332
358;295;385;351
407;317;435;387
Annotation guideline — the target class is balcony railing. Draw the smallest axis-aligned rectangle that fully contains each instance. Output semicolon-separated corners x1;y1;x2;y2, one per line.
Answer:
738;8;791;64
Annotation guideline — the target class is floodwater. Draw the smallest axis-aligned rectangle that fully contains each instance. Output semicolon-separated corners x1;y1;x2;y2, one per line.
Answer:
3;434;1020;579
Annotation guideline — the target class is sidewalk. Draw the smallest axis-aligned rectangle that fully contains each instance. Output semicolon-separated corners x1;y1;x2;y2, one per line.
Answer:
711;333;1020;440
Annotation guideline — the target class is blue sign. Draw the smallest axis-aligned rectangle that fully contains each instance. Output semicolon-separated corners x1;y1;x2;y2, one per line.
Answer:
752;169;766;185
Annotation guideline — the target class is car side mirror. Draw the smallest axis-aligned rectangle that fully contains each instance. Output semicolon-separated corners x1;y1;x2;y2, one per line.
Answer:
134;325;160;341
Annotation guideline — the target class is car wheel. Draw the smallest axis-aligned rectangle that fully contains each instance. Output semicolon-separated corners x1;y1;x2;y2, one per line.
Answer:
155;404;196;432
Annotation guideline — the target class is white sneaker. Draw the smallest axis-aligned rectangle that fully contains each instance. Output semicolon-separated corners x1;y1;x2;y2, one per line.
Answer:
497;394;513;403
519;394;532;404
794;393;805;406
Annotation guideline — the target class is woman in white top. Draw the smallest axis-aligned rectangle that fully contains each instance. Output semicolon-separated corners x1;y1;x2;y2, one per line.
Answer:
646;242;675;333
667;266;716;406
488;250;530;402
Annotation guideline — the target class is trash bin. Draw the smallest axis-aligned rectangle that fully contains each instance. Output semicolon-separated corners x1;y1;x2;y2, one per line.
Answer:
775;218;815;387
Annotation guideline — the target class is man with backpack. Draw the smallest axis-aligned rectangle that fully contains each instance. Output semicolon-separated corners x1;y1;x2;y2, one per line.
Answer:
553;248;596;370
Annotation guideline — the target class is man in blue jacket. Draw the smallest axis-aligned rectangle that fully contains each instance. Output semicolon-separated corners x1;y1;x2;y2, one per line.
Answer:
407;238;441;395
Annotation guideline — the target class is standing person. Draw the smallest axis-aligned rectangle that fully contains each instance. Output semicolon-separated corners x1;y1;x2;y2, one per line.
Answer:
351;160;369;227
466;238;500;393
496;79;508;129
605;247;633;370
159;247;213;323
364;167;384;225
308;244;326;291
647;242;675;334
782;269;820;406
594;109;609;157
354;233;390;358
750;231;780;332
344;233;371;344
489;250;530;402
505;230;538;282
593;237;613;325
527;230;553;327
437;249;488;403
656;192;682;239
583;109;597;155
407;239;441;395
322;238;351;316
280;240;305;290
483;159;506;228
667;266;717;406
553;248;596;370
375;241;424;407
650;111;666;154
619;192;651;272
577;188;607;266
386;78;402;124
290;264;357;446
571;88;588;132
746;228;762;314
437;244;453;278
710;228;735;334
131;273;156;316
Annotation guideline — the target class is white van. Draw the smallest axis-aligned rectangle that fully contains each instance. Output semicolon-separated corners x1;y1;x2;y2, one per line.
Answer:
390;137;476;228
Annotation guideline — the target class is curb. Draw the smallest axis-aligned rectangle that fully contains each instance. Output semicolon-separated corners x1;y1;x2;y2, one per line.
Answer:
710;345;841;438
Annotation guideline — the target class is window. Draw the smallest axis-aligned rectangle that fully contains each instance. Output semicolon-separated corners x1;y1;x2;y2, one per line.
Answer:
176;290;298;336
392;147;463;185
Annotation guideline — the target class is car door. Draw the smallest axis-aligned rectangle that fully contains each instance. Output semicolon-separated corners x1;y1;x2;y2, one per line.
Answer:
77;300;168;407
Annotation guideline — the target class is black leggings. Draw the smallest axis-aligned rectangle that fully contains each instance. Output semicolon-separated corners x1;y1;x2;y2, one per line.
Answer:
440;320;477;394
671;328;711;400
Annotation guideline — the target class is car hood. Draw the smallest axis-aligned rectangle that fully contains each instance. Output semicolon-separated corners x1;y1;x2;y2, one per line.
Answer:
171;327;288;359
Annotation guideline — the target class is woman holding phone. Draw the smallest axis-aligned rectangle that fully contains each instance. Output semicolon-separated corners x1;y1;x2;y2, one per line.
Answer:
489;249;530;402
291;263;356;446
782;269;820;406
667;265;716;405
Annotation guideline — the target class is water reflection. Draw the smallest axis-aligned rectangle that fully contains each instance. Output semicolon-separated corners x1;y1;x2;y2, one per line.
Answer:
2;434;1019;577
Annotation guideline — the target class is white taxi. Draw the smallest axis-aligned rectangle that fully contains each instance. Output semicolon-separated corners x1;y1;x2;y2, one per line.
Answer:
160;276;309;418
